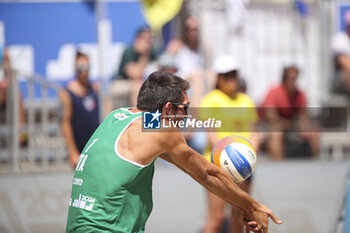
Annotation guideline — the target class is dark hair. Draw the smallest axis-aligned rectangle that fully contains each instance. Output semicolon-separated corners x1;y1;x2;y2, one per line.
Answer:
76;50;88;60
282;65;299;83
137;71;190;112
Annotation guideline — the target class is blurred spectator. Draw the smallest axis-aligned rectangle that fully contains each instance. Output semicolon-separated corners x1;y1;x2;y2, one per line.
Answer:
116;26;158;106
0;47;10;122
166;16;209;107
174;16;204;77
332;10;350;95
200;55;259;233
157;53;206;154
0;47;26;147
59;51;101;167
163;16;210;155
261;65;319;160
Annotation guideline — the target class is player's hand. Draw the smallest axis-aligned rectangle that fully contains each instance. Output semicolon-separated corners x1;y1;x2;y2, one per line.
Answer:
236;209;259;232
245;203;282;233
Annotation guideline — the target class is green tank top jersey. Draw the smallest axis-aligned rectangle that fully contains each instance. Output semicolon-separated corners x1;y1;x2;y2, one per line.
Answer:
66;108;155;233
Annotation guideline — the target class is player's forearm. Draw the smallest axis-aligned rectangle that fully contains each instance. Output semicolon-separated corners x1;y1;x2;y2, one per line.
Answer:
201;168;258;213
167;155;254;211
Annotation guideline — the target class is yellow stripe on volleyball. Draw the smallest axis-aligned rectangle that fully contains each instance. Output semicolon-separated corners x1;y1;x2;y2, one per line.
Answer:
232;136;256;154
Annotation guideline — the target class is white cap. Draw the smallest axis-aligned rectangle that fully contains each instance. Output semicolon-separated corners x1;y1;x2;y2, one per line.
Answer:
213;55;239;74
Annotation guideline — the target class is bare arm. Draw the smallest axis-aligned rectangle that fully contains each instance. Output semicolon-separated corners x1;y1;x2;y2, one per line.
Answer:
59;89;80;167
161;131;281;232
164;132;253;209
159;153;259;231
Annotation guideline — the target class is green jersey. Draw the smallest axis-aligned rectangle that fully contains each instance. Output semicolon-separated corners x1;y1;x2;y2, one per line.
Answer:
66;108;155;233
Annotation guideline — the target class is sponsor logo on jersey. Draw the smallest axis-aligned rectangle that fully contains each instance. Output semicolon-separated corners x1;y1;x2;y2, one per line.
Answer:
70;194;95;211
143;110;161;129
73;178;83;186
114;112;128;120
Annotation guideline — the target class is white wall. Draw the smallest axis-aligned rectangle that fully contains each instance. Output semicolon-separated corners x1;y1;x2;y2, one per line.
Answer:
200;3;322;106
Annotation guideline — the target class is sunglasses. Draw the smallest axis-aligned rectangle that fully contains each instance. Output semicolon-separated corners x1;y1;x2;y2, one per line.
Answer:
171;101;190;114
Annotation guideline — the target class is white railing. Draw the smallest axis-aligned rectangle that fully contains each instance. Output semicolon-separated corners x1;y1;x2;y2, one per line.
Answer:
0;70;70;173
0;68;133;174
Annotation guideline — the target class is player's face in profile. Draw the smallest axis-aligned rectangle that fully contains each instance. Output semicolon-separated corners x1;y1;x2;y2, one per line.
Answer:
173;92;190;121
76;56;90;85
163;92;190;123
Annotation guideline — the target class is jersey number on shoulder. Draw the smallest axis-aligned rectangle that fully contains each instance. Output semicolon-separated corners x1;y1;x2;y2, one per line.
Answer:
76;138;99;172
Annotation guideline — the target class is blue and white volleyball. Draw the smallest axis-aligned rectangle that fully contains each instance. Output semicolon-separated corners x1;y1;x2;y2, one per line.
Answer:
211;136;257;182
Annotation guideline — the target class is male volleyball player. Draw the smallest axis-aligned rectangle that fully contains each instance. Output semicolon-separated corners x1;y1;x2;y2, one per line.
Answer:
66;71;282;233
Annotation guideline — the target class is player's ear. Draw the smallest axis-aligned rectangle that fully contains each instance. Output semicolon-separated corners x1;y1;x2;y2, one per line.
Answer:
162;102;172;116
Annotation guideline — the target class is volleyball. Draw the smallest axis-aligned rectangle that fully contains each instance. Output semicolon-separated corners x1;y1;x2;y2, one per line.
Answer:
211;136;257;182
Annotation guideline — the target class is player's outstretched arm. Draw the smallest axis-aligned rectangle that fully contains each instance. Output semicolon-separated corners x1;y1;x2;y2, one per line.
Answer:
161;131;282;232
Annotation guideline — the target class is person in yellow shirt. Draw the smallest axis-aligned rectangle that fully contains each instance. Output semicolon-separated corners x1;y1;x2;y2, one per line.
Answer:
200;55;259;233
